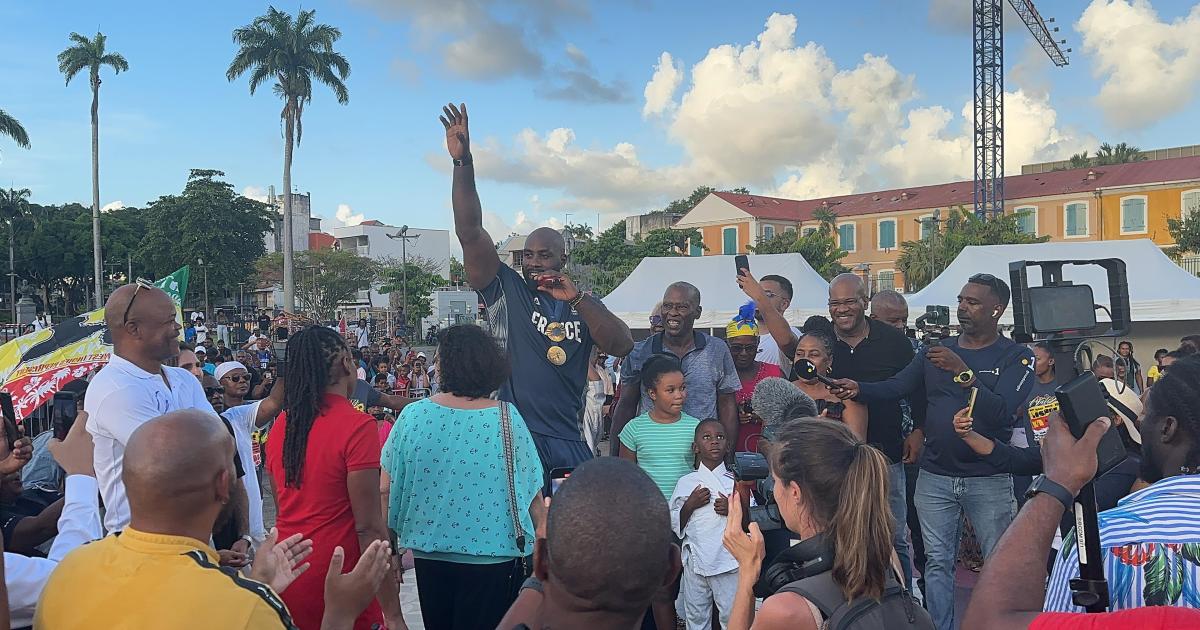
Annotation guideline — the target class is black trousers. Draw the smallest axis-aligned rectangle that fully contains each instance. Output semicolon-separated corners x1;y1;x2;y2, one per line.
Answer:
904;462;927;577
414;557;524;630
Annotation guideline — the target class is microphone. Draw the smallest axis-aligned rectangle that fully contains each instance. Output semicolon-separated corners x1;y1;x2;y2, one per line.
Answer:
794;359;839;389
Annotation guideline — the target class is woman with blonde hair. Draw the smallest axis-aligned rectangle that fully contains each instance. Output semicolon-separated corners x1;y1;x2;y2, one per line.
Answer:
722;419;931;629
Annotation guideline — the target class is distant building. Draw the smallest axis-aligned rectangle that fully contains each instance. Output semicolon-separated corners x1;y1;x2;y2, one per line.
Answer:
498;234;527;270
424;287;481;331
331;221;452;313
263;189;312;255
626;211;684;241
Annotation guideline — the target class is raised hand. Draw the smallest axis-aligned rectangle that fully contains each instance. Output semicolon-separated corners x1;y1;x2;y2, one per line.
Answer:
533;271;580;303
0;436;32;475
439;103;470;161
48;412;95;478
249;528;314;594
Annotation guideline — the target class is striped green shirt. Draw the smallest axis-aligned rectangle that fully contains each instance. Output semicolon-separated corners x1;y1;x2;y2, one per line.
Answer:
619;413;702;497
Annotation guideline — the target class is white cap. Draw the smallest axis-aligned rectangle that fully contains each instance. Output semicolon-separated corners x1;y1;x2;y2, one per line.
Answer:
417;352;427;359
215;361;248;381
195;346;208;355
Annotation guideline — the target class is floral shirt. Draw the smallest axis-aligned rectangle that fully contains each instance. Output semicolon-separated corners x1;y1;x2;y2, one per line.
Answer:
1045;475;1200;611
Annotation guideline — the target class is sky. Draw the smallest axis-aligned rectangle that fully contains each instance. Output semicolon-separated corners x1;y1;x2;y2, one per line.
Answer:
3;0;1199;245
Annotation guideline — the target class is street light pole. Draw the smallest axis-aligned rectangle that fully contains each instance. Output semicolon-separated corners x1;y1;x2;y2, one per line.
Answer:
198;258;209;319
387;226;420;335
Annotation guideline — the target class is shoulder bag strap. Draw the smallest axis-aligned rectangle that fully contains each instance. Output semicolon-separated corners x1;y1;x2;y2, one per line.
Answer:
500;402;529;565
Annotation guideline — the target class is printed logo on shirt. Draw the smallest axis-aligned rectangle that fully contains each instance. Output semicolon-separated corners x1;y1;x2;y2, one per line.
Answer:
1027;393;1059;445
529;312;584;343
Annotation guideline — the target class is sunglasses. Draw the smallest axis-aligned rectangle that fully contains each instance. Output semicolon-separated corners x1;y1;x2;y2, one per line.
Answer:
223;375;250;384
728;345;759;355
122;278;158;325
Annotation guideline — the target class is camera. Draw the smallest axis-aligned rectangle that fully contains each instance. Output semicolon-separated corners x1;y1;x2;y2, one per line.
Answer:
914;305;951;346
731;452;784;534
731;452;769;481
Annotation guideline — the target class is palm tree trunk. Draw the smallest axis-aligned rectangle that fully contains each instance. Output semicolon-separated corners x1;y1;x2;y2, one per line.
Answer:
90;75;103;309
8;224;15;323
281;101;296;314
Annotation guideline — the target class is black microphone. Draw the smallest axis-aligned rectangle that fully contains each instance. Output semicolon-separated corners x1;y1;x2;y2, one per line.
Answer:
794;358;839;389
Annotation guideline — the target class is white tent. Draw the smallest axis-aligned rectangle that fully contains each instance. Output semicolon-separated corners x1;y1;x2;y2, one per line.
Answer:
603;253;831;329
906;239;1200;324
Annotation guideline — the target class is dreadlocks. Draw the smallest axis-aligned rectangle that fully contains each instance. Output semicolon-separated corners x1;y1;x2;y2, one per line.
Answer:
1146;356;1200;471
282;325;349;488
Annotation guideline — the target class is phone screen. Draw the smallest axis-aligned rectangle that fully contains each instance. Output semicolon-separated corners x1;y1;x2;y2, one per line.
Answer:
549;467;574;496
0;392;20;448
53;392;78;440
734;255;750;275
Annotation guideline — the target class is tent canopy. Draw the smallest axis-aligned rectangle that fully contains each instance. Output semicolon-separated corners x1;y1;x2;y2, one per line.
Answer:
907;239;1200;324
603;253;831;329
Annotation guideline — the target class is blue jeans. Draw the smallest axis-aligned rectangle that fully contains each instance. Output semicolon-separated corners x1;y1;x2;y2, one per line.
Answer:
888;462;913;589
915;470;1016;630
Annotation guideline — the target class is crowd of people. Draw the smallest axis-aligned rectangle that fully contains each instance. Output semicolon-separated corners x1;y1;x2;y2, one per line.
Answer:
1;101;1200;630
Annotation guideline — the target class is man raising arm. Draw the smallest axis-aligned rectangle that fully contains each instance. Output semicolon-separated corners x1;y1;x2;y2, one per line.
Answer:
441;102;633;472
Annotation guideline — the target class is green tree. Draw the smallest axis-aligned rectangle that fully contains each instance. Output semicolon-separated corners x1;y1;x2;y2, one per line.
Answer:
1166;195;1200;259
12;203;95;314
449;256;466;285
0;188;31;318
137;170;273;295
258;248;378;320
0;109;30;149
749;208;848;279
896;207;1048;291
1095;142;1146;165
228;6;351;314
58;31;129;308
568;220;705;295
1068;151;1091;169
661;186;750;215
378;257;446;324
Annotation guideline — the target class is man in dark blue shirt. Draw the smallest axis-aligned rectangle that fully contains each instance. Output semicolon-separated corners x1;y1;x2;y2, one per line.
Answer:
439;102;634;473
832;273;1035;630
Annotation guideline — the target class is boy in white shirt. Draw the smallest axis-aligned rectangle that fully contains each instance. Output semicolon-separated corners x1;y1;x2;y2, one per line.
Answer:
670;419;739;629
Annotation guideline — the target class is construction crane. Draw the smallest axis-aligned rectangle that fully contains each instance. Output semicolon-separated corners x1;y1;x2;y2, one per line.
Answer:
973;0;1071;218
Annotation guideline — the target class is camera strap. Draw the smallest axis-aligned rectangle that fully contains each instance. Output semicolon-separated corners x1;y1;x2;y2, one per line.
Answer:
499;402;529;572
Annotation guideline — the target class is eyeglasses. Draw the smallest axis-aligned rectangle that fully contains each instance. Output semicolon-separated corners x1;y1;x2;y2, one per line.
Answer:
728;345;759;355
122;278;157;325
223;375;250;383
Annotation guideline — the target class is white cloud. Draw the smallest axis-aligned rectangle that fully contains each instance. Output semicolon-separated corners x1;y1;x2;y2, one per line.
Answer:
1077;0;1200;130
464;11;1091;224
444;21;543;79
100;201;124;213
643;52;683;117
334;203;365;227
241;186;269;203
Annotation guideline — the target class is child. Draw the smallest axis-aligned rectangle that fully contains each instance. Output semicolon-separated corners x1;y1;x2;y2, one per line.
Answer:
671;419;738;630
619;354;699;630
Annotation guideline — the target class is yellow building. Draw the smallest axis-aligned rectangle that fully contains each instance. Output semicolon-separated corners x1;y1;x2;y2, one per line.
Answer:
675;156;1200;291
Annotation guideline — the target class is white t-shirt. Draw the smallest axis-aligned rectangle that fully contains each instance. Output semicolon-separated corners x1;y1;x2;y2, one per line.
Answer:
194;324;209;345
355;326;370;349
756;325;801;373
85;354;217;534
221;401;267;543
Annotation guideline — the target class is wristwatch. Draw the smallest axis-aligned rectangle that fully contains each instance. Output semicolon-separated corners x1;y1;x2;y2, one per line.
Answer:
953;369;975;385
452;155;473;167
1026;475;1076;510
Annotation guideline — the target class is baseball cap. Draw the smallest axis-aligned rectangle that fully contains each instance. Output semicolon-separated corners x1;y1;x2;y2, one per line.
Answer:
195;346;208;355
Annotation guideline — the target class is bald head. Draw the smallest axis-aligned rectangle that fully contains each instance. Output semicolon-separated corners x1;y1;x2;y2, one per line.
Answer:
829;273;868;300
124;409;235;522
105;282;181;361
528;227;566;252
543;458;677;613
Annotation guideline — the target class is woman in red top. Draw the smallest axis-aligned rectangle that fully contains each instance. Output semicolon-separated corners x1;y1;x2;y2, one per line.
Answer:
266;326;405;630
726;303;783;453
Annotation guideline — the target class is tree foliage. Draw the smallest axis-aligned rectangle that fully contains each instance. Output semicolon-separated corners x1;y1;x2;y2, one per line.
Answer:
0;109;30;150
258;248;378;319
378;256;447;324
660;186;750;215
896;207;1048;291
138;170;273;295
749;208;848;279
568;220;705;296
1166;194;1200;259
1062;142;1147;170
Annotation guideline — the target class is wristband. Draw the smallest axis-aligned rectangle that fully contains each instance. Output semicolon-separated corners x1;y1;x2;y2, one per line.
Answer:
453;155;473;167
1025;475;1075;510
568;292;586;309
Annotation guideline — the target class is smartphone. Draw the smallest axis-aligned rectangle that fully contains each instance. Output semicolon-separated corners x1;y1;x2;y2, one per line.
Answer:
53;391;78;440
734;254;750;276
549;467;574;496
0;392;19;448
816;399;845;420
1055;372;1128;476
966;387;979;418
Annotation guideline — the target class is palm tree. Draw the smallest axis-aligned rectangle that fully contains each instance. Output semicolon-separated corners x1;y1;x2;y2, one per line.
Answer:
57;32;128;309
1068;151;1091;169
1095;142;1146;166
0;188;31;320
0;109;30;149
227;6;350;313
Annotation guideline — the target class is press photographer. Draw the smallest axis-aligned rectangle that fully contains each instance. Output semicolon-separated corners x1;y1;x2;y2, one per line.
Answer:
722;419;932;630
830;273;1036;630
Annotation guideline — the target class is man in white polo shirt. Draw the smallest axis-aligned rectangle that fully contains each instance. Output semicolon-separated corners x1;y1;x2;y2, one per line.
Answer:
215;360;284;547
86;281;220;534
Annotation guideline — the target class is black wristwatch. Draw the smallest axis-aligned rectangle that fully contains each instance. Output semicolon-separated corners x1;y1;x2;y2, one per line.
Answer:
1026;475;1076;510
453;155;473;167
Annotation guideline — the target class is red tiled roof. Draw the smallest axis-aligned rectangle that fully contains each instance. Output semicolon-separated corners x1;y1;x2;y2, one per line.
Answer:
309;232;336;250
359;220;386;226
712;156;1200;222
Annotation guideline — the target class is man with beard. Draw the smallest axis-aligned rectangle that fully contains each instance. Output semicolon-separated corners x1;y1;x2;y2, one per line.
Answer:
440;102;634;473
1042;357;1200;612
832;273;1035;630
610;282;740;457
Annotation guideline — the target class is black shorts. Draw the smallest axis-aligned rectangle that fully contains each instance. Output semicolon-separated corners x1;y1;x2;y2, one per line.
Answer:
529;432;593;486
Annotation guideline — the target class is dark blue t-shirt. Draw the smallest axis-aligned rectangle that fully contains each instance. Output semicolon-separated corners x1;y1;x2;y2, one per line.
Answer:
859;335;1035;477
478;265;594;440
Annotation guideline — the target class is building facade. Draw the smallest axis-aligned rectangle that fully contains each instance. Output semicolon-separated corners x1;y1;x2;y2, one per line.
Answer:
331;221;452;310
264;190;313;255
673;156;1200;292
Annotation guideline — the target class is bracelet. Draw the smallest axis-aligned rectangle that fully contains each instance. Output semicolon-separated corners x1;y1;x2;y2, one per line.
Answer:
568;292;586;309
452;155;473;167
239;534;255;547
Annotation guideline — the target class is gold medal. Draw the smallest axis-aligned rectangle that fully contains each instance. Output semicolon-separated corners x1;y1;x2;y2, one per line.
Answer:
547;346;567;365
545;322;567;343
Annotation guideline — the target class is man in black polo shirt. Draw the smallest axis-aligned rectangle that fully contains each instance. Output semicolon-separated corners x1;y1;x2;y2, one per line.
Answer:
826;273;924;590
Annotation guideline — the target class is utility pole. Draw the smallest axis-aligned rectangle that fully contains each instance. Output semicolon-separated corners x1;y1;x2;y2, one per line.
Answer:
387;226;420;334
197;258;209;319
127;254;132;283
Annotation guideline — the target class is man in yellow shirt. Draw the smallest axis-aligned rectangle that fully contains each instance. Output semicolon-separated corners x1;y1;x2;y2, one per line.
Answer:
34;408;394;630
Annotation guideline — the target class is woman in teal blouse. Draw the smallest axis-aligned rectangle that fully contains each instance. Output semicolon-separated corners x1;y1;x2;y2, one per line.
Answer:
381;325;545;630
